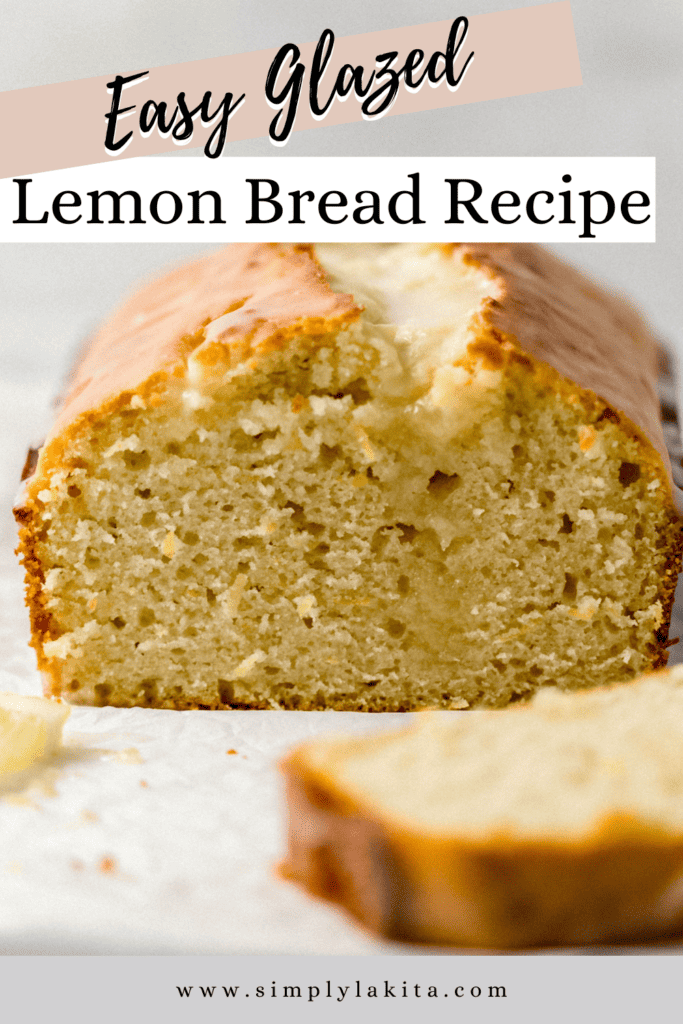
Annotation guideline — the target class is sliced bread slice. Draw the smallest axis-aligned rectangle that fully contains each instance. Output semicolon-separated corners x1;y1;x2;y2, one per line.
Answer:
281;665;683;947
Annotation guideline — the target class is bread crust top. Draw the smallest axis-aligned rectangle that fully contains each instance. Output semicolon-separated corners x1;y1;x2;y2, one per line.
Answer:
44;243;359;461
18;242;674;500
455;243;668;472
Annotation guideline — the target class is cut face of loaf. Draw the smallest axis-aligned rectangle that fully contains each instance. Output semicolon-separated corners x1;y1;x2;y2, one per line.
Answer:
15;243;681;709
281;666;683;948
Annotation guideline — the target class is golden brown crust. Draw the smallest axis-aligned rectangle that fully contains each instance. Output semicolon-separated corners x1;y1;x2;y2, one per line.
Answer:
29;243;360;495
452;243;670;476
280;744;683;949
25;243;672;490
58;243;359;433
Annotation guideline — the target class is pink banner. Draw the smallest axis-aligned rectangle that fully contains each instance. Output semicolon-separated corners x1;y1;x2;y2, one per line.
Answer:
0;3;580;178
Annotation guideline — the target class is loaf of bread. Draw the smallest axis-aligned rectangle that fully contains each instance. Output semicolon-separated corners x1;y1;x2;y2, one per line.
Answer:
281;666;683;948
14;243;681;709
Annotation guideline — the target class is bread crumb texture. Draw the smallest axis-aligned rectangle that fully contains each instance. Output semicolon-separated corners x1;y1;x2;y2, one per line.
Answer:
17;243;681;709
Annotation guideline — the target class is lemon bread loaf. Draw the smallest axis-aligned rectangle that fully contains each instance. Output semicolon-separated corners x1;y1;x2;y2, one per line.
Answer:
14;243;682;709
281;666;683;948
